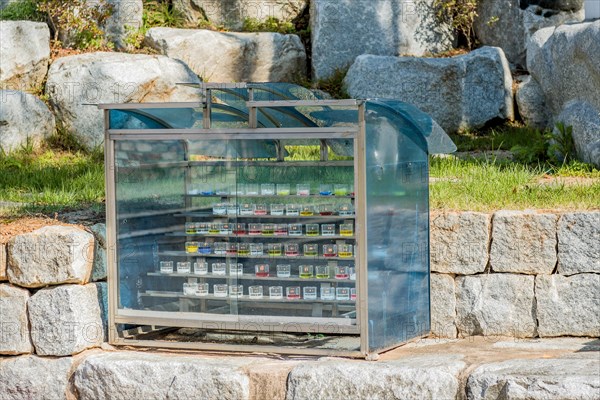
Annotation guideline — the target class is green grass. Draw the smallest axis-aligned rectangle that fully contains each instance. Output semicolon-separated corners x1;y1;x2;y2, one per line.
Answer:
430;156;600;211
1;137;598;218
0;147;105;216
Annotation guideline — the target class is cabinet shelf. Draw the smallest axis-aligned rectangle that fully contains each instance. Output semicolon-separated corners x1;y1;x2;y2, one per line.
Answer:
141;290;356;305
160;251;355;261
186;193;355;199
148;272;355;284
175;213;355;220
166;233;355;241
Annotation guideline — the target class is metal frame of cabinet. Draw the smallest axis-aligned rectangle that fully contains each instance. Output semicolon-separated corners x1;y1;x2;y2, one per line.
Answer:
101;83;445;358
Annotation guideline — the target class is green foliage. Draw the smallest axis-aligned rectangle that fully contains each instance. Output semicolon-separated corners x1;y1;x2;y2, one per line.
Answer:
0;0;44;21
124;0;186;49
450;124;545;153
37;0;114;50
434;0;479;49
242;16;295;34
45;124;87;153
546;122;576;164
295;67;350;100
144;0;185;28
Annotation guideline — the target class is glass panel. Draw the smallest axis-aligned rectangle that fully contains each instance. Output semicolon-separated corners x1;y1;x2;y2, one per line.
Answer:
115;140;187;310
365;102;430;353
115;137;357;331
109;108;202;129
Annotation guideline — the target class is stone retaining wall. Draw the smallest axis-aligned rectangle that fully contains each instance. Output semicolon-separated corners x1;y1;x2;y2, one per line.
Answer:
0;211;598;398
430;210;599;339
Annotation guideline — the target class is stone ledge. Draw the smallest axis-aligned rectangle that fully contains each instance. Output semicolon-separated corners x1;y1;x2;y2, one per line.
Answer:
286;355;466;400
467;358;600;399
1;337;596;400
72;352;255;400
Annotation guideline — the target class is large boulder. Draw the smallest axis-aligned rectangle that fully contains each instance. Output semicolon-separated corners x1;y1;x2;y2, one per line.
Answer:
557;212;600;275
104;0;143;49
430;274;457;338
144;27;306;82
490;211;558;275
45;52;200;149
28;284;104;356
475;0;584;69
311;0;454;80
0;90;55;152
0;284;33;355
466;357;600;400
528;21;600;116
0;356;74;400
456;274;536;337
7;226;94;288
527;21;600;166
345;46;514;133
535;274;600;337
173;0;307;30
286;355;466;399
515;75;551;128
72;352;252;399
554;100;600;166
0;21;50;90
430;212;490;275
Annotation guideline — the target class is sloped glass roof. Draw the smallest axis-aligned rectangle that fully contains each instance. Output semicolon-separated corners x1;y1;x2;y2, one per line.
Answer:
108;82;456;157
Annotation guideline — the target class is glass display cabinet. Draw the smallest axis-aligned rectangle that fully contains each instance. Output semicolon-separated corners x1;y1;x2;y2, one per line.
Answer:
100;83;456;358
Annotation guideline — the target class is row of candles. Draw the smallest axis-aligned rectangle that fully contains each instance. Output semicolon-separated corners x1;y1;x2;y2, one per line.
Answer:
181;282;357;301
212;202;354;217
191;183;353;197
184;242;354;258
186;222;354;237
161;261;356;280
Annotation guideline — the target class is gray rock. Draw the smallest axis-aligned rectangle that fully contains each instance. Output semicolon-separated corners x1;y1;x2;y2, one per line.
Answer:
287;355;466;400
475;0;584;68
523;0;585;12
89;223;107;281
490;211;558;275
173;0;307;29
28;284;104;356
144;27;306;83
0;284;33;355
0;244;6;281
516;75;551;128
526;21;600;165
311;0;454;80
0;355;74;400
466;358;600;400
554;100;600;167
431;212;490;275
7;226;94;288
431;274;457;338
557;212;600;275
528;21;600;117
0;21;50;90
345;47;514;133
536;274;600;337
45;52;200;149
104;0;143;49
73;351;252;400
93;282;108;341
456;274;536;338
0;90;55;153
